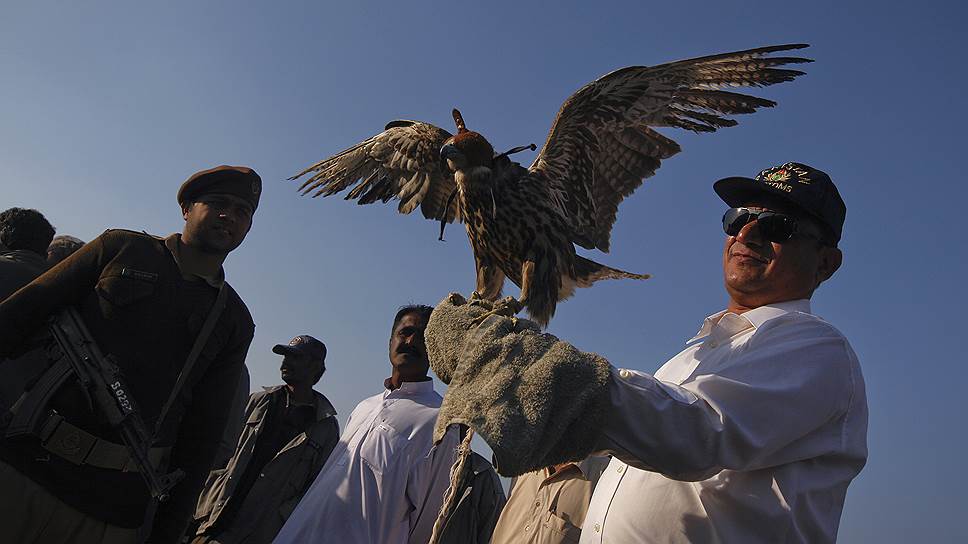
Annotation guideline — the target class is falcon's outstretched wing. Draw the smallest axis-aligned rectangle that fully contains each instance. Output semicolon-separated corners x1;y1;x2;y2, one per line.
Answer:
530;43;812;252
291;120;458;222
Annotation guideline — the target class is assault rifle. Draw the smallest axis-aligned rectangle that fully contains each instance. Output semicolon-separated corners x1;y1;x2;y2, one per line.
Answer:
43;308;185;501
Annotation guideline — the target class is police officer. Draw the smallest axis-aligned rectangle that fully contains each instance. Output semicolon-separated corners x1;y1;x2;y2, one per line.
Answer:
0;166;260;544
193;335;340;544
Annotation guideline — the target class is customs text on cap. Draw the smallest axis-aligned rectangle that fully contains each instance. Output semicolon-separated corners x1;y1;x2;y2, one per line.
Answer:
177;165;262;212
273;335;327;362
713;162;846;245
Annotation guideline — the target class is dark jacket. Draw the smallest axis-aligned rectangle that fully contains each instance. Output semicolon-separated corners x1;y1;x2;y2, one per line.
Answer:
0;248;48;300
435;452;507;544
0;249;50;409
194;386;339;543
0;229;254;543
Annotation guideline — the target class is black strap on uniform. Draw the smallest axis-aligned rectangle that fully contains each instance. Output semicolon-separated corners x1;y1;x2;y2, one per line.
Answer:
152;282;228;439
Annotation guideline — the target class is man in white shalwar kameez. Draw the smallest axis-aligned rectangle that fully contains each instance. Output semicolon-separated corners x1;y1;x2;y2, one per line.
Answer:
274;305;458;544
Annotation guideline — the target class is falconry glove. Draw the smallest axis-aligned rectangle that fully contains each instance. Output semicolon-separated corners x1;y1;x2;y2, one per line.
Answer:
426;293;610;477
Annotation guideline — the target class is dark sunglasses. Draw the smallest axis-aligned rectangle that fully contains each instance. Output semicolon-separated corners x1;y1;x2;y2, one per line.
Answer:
722;207;820;243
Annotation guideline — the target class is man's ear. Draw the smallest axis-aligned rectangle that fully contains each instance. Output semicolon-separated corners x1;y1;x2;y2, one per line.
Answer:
816;246;843;287
181;202;193;221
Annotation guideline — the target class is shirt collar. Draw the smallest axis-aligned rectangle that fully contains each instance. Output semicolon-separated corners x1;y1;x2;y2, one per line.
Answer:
163;233;224;288
383;378;435;397
743;299;812;328
688;299;812;344
574;457;601;479
543;457;599;483
264;385;337;421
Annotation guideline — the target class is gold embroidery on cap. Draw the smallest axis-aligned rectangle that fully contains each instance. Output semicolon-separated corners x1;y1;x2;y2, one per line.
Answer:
761;167;792;183
764;181;793;193
759;163;812;185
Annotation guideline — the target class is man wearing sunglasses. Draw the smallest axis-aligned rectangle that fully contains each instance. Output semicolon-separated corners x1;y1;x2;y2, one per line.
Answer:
717;163;845;314
425;162;868;543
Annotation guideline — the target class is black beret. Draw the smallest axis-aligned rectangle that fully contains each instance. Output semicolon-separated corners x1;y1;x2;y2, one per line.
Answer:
177;165;262;212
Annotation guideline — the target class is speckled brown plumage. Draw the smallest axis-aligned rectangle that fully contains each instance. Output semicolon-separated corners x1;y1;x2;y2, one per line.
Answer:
291;44;812;325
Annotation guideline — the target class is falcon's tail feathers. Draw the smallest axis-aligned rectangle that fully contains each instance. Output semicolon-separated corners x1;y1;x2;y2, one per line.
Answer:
557;256;650;302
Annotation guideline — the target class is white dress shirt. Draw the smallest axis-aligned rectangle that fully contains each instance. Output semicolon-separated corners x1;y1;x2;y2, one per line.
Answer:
581;299;868;543
274;379;458;544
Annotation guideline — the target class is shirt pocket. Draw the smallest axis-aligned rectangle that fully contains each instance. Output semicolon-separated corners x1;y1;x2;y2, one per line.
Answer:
95;272;157;308
544;511;582;544
194;467;229;520
359;421;408;474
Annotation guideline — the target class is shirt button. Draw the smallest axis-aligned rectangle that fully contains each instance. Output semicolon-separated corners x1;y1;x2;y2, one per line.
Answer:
616;465;625;474
619;369;632;379
525;524;531;532
259;473;265;478
594;522;601;532
534;500;541;508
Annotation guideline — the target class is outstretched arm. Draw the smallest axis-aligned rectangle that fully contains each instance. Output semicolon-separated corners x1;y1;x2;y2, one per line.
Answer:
596;321;861;480
425;293;863;481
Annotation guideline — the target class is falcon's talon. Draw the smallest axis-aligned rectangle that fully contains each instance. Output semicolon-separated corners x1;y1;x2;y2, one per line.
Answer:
493;296;524;316
467;291;495;311
470;312;497;327
469;296;524;326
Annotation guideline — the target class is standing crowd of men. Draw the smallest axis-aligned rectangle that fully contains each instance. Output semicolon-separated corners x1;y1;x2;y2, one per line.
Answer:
0;160;867;543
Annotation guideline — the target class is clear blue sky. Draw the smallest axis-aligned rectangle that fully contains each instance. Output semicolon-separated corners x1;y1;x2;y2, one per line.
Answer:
2;1;964;541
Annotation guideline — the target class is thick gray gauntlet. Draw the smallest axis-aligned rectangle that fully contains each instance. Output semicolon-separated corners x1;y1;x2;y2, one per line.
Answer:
425;293;611;477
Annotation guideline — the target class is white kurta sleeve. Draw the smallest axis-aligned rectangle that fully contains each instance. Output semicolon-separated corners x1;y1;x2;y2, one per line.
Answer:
406;426;459;544
597;318;861;481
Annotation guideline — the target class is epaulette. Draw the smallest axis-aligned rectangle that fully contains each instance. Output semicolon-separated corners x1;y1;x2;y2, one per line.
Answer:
96;229;168;252
101;228;159;240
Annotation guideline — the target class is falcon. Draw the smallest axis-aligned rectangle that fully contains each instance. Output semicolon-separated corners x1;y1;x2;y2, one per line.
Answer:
291;44;812;326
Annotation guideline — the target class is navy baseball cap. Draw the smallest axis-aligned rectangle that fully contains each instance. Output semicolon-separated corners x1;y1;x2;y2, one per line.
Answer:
272;335;327;361
714;162;846;246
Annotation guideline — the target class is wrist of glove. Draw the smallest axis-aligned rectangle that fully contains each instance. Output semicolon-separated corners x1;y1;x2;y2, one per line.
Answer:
425;293;611;476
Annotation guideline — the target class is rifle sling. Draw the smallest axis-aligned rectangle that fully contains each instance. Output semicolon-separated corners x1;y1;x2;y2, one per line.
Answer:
152;282;229;439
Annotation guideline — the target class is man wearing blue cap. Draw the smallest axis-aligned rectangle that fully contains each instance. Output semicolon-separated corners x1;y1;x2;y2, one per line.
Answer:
425;162;868;543
192;334;339;544
0;165;260;543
